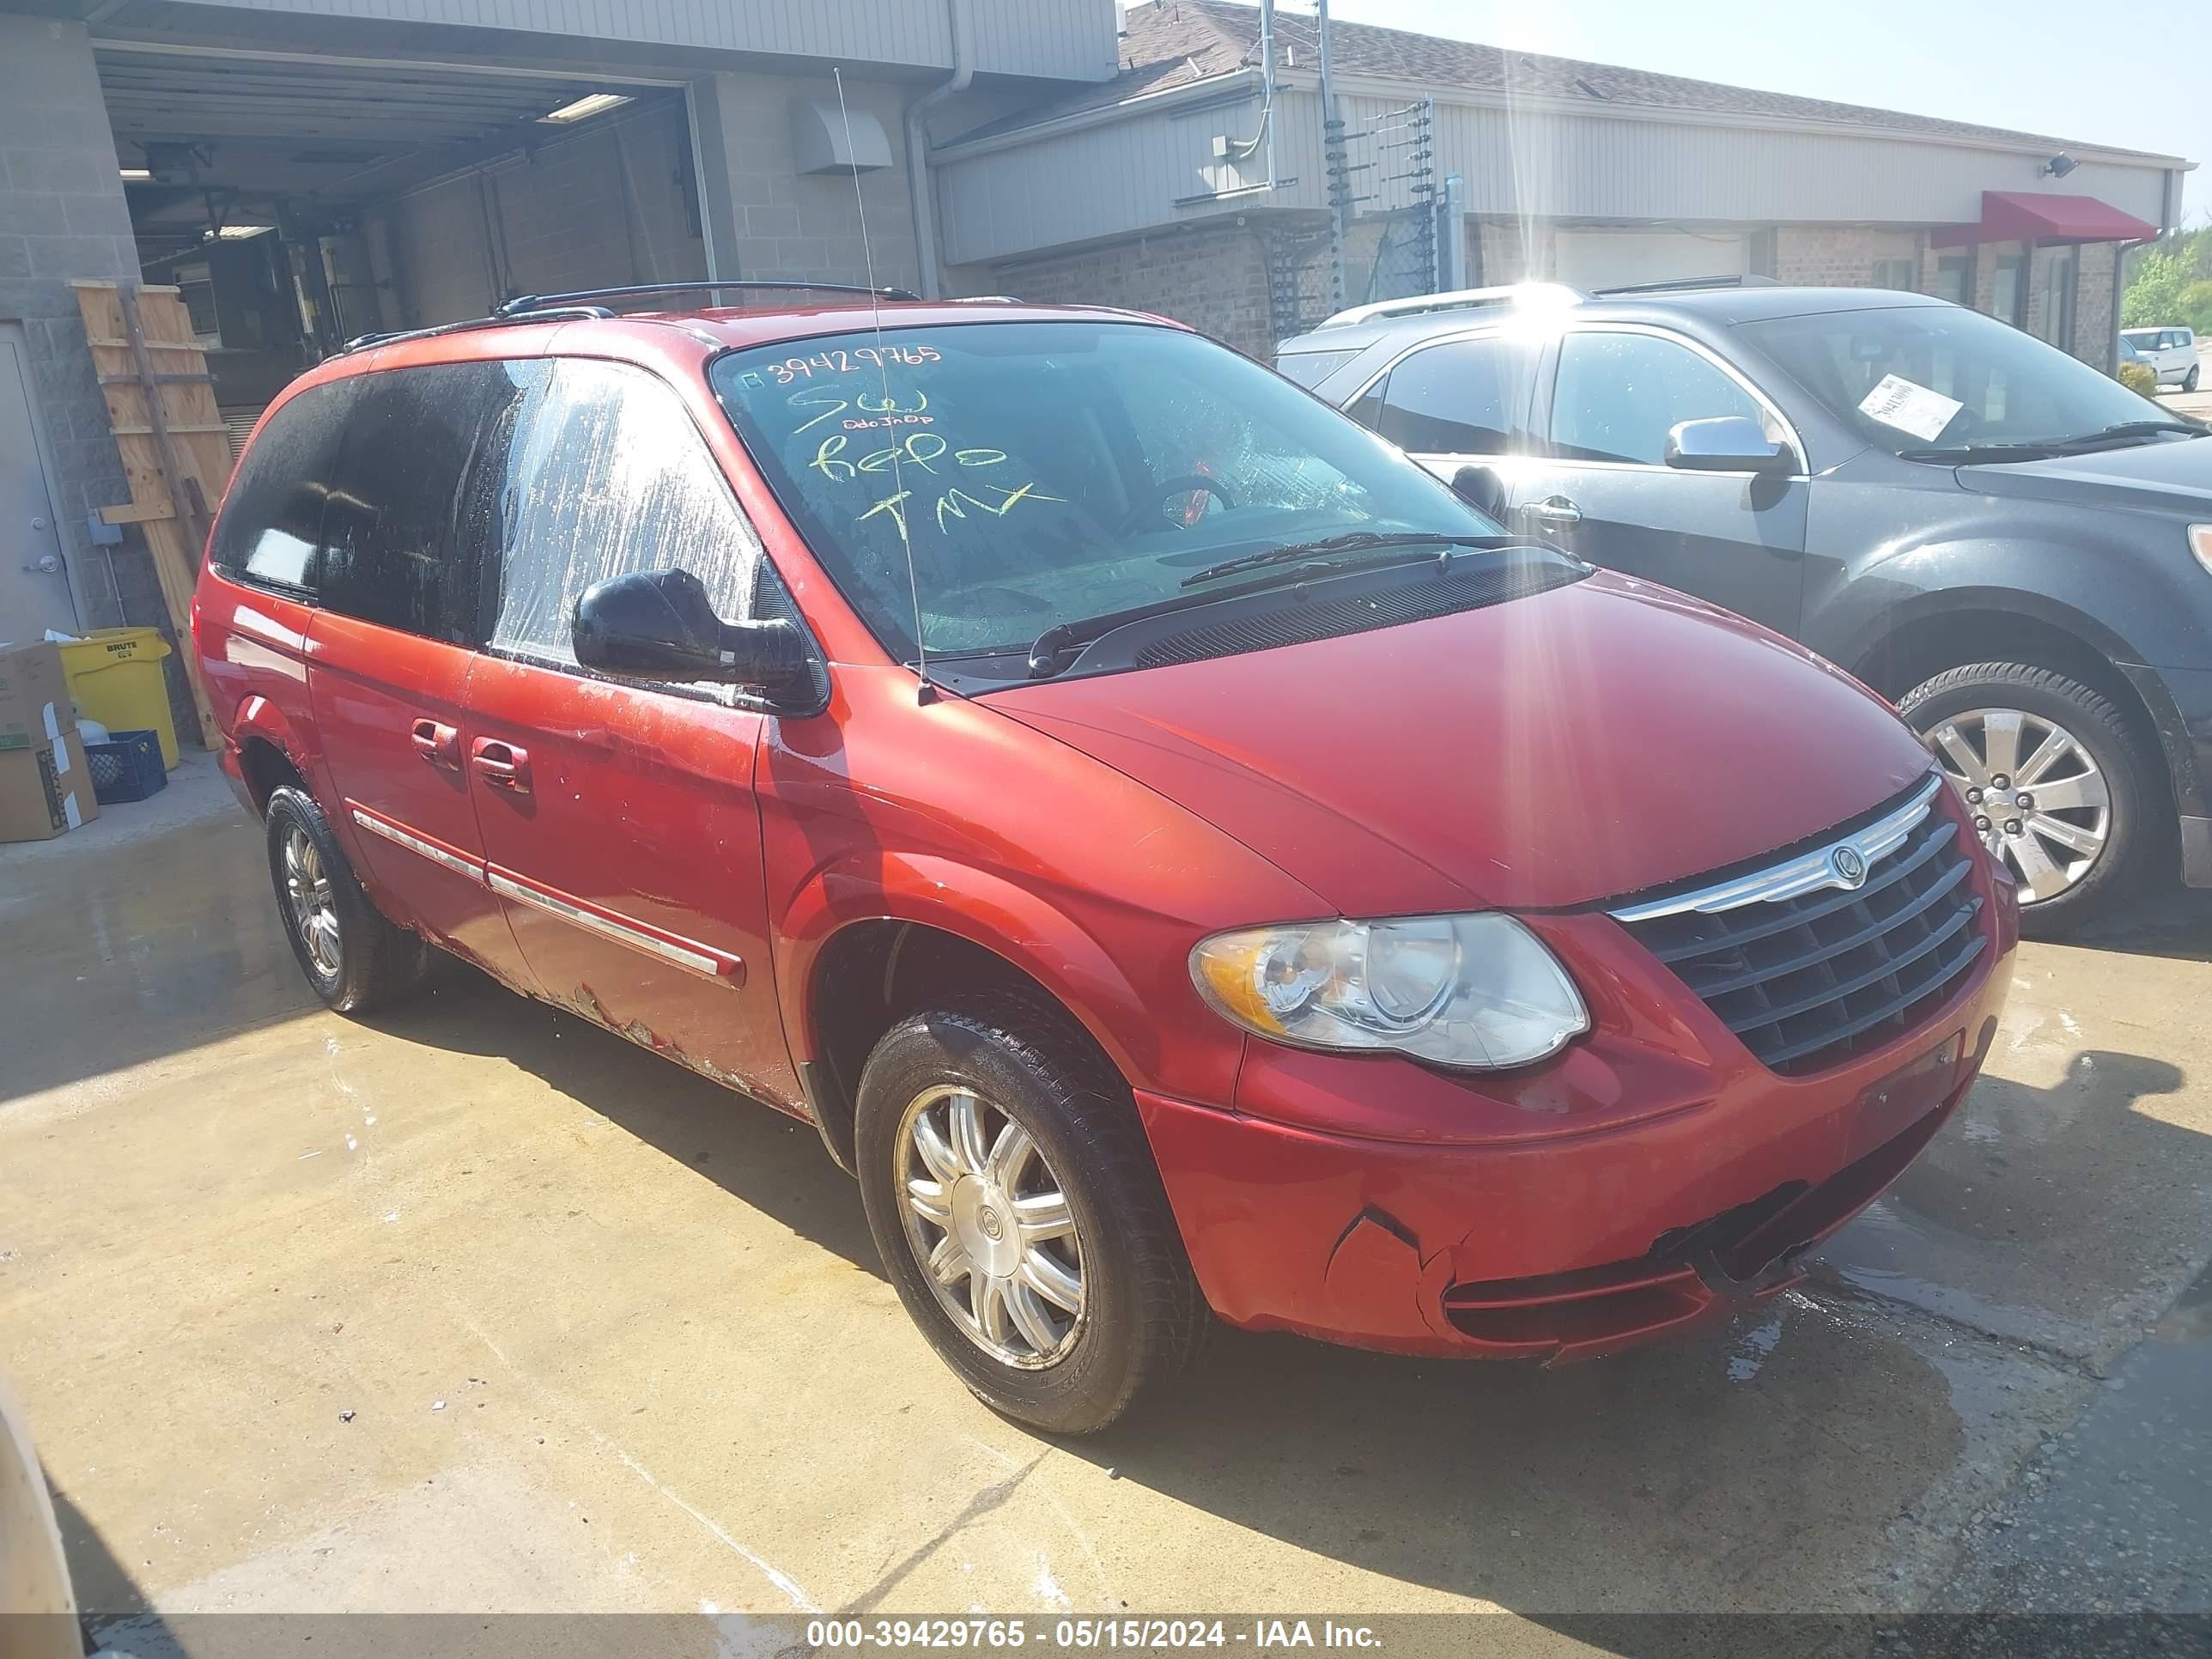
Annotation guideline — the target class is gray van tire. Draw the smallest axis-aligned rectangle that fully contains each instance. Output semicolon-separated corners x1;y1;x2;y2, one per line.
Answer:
1900;662;2155;937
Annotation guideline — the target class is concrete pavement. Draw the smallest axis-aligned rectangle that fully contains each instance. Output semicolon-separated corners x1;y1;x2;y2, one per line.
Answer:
3;760;2209;1639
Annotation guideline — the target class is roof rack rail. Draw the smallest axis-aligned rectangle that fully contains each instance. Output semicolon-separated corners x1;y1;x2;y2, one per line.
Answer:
1589;274;1781;297
1316;283;1586;330
493;280;921;316
338;305;615;356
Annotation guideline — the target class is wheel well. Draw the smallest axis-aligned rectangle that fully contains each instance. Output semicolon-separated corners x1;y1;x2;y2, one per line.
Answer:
804;921;1112;1176
1856;607;2179;819
236;737;303;815
1856;610;2124;708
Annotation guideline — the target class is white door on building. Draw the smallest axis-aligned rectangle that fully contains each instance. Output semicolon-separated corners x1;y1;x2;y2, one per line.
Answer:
0;325;79;646
1552;230;1750;291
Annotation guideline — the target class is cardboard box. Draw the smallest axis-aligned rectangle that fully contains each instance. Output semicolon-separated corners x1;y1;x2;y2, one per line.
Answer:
0;731;100;843
0;641;71;756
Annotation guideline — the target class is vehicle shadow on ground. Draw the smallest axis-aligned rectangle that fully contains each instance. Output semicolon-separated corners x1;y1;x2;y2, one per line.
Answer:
46;1483;179;1642
365;964;2204;1613
359;968;885;1275
2061;878;2212;962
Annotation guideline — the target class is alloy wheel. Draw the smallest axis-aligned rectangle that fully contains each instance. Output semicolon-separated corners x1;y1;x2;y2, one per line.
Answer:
283;826;343;978
1928;707;2112;904
894;1084;1085;1369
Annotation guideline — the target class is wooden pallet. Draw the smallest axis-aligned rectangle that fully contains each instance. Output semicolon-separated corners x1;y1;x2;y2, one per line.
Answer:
70;279;232;750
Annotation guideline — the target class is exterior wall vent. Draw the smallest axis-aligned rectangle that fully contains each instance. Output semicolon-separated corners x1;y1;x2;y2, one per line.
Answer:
789;99;892;175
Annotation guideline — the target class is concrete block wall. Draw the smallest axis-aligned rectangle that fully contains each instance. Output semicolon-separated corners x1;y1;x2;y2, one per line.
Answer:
693;70;921;294
0;13;160;638
986;219;1275;357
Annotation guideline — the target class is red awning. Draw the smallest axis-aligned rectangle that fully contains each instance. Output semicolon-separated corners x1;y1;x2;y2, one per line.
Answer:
1933;191;2160;248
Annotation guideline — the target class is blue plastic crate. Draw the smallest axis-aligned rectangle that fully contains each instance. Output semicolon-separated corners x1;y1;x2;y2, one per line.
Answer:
85;728;167;804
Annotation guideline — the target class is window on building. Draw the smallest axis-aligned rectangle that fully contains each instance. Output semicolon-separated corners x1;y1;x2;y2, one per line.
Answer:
1548;331;1765;466
2038;247;2079;349
486;358;766;671
207;378;358;594
1932;255;1972;307
1872;258;1918;293
318;362;534;644
1991;252;2025;327
1371;334;1535;455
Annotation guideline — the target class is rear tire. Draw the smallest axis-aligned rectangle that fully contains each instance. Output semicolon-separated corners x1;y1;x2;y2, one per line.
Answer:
2185;366;2200;392
265;786;431;1013
1900;662;2157;937
854;992;1206;1435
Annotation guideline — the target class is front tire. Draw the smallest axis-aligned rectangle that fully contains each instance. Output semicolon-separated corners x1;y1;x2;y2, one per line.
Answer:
854;994;1206;1434
1900;663;2157;935
265;786;431;1013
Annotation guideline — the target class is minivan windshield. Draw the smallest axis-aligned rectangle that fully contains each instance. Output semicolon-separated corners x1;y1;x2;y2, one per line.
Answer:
1740;303;2176;459
710;320;1498;663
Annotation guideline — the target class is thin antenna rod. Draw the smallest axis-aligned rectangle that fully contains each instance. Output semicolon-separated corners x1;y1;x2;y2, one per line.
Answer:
834;66;933;702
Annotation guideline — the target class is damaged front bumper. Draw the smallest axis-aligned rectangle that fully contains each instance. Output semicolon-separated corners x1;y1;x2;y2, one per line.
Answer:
1134;954;2009;1364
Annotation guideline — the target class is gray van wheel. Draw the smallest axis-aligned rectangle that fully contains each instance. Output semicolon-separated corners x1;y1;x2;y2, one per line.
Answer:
265;787;431;1013
1901;663;2154;936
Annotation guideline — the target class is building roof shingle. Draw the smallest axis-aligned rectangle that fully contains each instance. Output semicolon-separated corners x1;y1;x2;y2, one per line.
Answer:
947;0;2178;161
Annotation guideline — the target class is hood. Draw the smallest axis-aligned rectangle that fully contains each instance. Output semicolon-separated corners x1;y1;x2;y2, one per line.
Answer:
989;570;1934;916
1955;434;2212;513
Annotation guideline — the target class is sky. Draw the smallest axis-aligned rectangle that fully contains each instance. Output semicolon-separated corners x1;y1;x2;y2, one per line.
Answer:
1317;0;2212;222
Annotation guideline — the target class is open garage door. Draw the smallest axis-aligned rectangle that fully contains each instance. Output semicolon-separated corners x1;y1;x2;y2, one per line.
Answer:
100;44;701;422
1553;229;1751;291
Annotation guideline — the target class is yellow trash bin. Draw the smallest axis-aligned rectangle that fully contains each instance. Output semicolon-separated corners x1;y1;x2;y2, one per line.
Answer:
58;628;179;769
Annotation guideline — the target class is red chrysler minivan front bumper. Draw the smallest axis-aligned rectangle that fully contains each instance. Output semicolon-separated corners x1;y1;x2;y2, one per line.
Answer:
1138;818;2018;1363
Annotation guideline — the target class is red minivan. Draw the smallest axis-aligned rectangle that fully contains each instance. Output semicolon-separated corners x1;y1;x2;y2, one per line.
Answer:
193;286;2016;1432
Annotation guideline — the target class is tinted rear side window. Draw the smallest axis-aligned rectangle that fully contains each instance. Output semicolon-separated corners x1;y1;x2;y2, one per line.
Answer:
208;380;356;592
319;362;534;644
485;357;763;668
1376;336;1533;455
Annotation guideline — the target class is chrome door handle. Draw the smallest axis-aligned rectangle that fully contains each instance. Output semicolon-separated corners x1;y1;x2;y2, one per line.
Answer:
1528;497;1582;526
22;555;60;574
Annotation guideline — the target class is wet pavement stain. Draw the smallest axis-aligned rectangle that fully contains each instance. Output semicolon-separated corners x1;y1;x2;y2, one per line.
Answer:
3;757;2210;1622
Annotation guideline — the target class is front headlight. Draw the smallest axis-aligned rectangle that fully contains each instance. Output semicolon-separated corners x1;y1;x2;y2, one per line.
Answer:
2191;524;2212;577
1188;914;1589;1071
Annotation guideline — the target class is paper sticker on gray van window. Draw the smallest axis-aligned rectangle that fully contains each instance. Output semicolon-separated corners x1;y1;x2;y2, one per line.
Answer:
1857;374;1964;443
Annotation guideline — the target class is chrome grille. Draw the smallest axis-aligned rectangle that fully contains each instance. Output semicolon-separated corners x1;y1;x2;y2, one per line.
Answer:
1612;775;1987;1075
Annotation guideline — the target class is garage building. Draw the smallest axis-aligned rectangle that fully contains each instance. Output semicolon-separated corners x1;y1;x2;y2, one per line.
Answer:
0;0;2191;654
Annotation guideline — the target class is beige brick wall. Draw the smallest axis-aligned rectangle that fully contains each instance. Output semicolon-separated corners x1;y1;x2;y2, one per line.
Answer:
988;220;1275;357
2073;240;2119;368
1772;225;1925;288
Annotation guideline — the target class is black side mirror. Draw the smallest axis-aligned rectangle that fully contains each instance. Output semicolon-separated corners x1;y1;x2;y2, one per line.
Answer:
1449;464;1508;523
572;568;810;697
1664;416;1794;475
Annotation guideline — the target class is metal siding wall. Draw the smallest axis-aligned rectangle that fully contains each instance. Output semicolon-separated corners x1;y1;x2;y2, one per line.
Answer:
169;0;1115;79
943;87;2172;265
939;89;1291;264
967;0;1118;81
1401;97;2170;227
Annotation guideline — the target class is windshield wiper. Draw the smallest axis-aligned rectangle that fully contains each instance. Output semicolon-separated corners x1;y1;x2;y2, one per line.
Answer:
2038;419;2206;451
1178;531;1494;589
1899;420;2207;465
1896;441;2060;464
1021;536;1491;680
